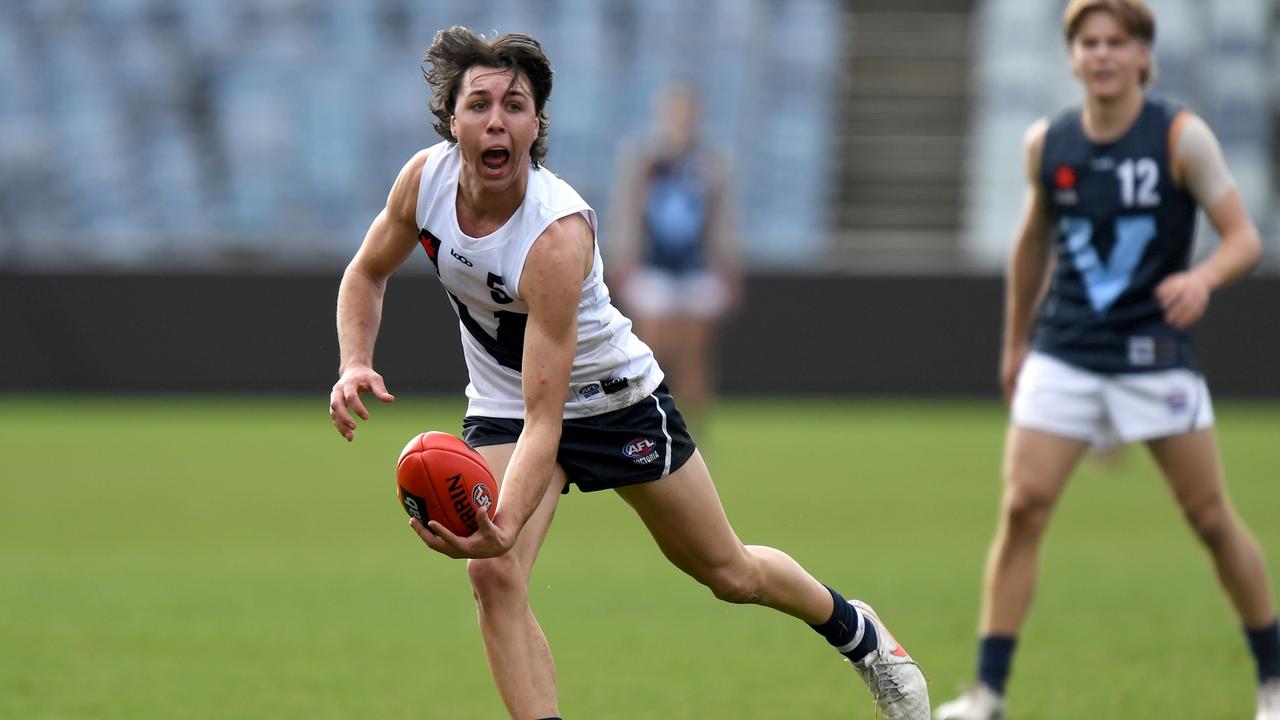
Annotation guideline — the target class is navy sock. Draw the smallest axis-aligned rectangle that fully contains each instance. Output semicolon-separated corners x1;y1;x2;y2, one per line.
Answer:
977;635;1017;695
1246;619;1280;683
809;585;878;662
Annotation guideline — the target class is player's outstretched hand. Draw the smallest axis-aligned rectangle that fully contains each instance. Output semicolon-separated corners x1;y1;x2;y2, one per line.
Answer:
1155;271;1210;330
329;365;396;441
409;510;515;559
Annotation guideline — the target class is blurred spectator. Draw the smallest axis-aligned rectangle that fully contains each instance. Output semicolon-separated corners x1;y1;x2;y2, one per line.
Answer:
606;83;742;436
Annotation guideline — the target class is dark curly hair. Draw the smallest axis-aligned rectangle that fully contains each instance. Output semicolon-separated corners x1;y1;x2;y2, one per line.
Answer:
422;27;553;167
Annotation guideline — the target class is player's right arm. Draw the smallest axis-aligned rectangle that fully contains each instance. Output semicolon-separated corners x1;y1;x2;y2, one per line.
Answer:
1000;119;1054;404
413;212;594;559
1155;113;1263;329
330;149;431;441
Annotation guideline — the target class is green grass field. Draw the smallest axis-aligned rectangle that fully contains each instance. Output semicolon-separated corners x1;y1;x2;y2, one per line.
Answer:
2;396;1277;719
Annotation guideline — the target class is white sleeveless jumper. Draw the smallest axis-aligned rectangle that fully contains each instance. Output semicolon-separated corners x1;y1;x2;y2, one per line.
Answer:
415;141;663;419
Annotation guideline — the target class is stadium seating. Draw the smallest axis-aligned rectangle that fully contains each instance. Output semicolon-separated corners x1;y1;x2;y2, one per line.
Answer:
0;0;839;270
0;0;1274;272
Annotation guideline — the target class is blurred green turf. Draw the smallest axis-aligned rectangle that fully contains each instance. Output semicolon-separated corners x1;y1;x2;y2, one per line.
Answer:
1;396;1276;719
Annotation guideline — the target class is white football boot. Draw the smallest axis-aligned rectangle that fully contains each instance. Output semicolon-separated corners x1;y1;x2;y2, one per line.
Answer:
1259;678;1280;720
933;683;1005;720
847;600;930;720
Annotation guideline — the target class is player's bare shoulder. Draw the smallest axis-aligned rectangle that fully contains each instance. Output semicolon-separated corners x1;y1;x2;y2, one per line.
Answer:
534;213;594;272
349;147;435;277
1023;118;1051;181
543;211;593;246
1168;111;1236;204
386;147;435;222
520;212;595;302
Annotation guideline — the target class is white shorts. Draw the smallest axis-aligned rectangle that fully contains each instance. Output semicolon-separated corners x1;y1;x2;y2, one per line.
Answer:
619;266;730;320
1011;351;1214;450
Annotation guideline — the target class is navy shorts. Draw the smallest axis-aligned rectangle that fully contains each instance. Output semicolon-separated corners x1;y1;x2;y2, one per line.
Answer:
462;383;697;493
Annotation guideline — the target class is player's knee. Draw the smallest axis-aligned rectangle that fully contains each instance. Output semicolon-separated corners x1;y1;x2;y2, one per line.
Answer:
466;556;525;603
1183;499;1231;549
1002;484;1055;536
698;562;762;605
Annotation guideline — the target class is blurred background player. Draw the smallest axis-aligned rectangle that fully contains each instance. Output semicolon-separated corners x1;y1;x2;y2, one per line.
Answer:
330;27;928;720
606;83;742;437
936;2;1280;719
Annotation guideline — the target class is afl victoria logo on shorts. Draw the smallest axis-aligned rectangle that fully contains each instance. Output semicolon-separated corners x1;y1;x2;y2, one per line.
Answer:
623;437;660;465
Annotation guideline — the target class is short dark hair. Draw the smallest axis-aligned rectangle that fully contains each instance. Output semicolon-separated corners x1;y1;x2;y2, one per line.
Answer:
422;27;553;167
1063;0;1155;44
1063;0;1156;85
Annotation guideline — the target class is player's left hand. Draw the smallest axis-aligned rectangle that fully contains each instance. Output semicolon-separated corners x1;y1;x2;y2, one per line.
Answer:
1155;271;1211;329
409;509;516;559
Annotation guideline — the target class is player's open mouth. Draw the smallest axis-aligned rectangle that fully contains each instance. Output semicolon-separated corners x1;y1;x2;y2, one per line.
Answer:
481;148;510;174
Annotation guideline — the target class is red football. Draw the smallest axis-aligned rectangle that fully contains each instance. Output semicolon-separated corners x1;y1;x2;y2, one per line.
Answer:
396;432;497;537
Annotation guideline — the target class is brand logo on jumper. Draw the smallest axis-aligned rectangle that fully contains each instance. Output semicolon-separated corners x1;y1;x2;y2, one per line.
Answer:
450;248;473;267
576;382;603;400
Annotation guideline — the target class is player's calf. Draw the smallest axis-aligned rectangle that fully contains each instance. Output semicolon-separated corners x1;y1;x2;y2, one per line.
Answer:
698;561;764;605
